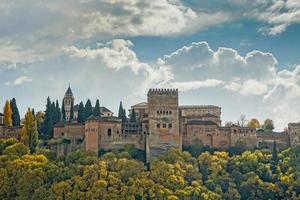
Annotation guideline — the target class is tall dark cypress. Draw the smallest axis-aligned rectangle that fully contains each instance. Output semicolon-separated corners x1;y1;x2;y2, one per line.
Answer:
122;108;127;122
118;101;124;118
55;100;61;122
77;102;85;123
272;141;279;173
130;108;137;123
70;103;74;122
51;102;57;124
10;98;21;126
93;99;101;117
43;97;53;139
84;99;93;120
62;100;66;121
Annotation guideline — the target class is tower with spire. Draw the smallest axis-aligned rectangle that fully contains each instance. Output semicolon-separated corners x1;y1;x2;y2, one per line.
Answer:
63;84;74;122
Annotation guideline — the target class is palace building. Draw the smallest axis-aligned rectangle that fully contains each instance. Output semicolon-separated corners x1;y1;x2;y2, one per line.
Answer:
52;86;299;162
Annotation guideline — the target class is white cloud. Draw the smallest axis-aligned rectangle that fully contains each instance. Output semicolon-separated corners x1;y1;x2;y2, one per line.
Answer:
5;76;32;86
158;41;276;96
169;79;224;91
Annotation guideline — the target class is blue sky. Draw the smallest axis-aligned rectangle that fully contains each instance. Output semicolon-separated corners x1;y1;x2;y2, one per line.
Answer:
1;0;300;130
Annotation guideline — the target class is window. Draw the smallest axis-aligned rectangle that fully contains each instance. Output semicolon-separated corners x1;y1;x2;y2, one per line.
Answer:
107;128;112;136
168;123;172;128
163;124;166;128
157;110;159;114
169;111;172;114
157;123;160;128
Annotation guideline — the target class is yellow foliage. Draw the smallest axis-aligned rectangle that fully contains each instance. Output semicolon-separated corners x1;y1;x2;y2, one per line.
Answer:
3;100;12;126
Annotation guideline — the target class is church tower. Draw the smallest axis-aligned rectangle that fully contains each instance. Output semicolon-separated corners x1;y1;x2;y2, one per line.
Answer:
63;85;74;122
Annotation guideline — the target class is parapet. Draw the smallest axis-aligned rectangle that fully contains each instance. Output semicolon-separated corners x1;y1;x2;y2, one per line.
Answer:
147;88;178;96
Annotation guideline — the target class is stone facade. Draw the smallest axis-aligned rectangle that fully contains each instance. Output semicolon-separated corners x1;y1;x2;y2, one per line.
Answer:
52;87;297;161
146;89;181;163
0;125;22;140
288;122;300;146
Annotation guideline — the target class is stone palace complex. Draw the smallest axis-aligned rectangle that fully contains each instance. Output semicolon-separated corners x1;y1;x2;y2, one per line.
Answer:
1;86;300;162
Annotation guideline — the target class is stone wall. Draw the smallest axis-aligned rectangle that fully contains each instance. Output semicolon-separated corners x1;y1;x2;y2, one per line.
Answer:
257;131;290;150
288;123;300;146
53;123;85;140
0;125;22;140
147;89;181;163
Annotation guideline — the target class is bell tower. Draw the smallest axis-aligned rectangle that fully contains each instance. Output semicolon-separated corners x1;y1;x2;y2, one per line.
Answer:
63;84;74;122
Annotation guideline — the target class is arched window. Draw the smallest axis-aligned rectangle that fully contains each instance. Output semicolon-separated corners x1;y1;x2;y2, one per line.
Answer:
107;128;112;136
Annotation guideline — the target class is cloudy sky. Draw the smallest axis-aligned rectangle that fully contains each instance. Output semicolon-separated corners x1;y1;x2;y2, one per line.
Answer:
1;0;300;130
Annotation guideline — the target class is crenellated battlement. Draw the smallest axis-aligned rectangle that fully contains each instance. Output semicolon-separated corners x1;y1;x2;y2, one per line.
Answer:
147;88;178;96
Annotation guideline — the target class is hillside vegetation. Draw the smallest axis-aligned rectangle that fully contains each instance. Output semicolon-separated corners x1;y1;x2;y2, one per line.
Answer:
0;138;300;200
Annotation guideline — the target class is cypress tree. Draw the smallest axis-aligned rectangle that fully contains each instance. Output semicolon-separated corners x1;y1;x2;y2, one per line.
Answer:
32;108;35;118
3;100;12;126
51;102;57;124
84;99;93;120
70;103;74;122
77;102;85;123
93;99;101;117
122;108;127;122
10;98;21;126
43;97;53;139
272;141;279;173
55;100;61;122
62;100;66;121
21;108;39;153
118;101;124;118
130;109;137;123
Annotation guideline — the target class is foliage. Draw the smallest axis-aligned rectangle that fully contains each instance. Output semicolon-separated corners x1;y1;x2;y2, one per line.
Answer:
248;118;260;129
93;99;101;117
21;108;39;153
10;98;21;126
262;119;275;131
77;102;85;123
130;108;137;123
84;99;93;120
0;139;300;199
3;100;13;126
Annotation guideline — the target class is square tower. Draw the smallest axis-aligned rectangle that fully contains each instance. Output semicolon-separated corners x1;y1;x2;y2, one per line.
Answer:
146;88;181;163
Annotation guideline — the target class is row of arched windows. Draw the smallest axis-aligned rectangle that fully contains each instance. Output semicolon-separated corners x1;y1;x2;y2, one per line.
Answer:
156;110;172;115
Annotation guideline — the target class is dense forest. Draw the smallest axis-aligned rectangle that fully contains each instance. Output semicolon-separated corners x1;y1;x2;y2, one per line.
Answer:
0;138;300;200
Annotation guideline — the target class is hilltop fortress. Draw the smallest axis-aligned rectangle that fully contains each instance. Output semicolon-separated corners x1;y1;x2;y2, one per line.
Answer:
49;86;300;162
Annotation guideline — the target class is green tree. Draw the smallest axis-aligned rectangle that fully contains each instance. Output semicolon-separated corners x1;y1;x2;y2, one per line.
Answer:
10;98;21;126
122;108;127;122
77;102;85;123
70;102;74;122
118;101;124;118
42;97;53;139
130;109;137;123
93;99;101;117
55;100;61;122
61;100;66;121
263;119;275;131
3;100;13;126
51;102;57;124
21;108;39;153
84;99;93;120
272;141;279;173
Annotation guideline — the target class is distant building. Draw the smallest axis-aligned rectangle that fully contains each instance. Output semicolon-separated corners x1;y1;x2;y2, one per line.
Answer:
53;87;299;162
0;112;22;140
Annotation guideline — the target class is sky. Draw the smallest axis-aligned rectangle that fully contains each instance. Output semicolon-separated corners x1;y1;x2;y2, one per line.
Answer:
1;0;300;130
